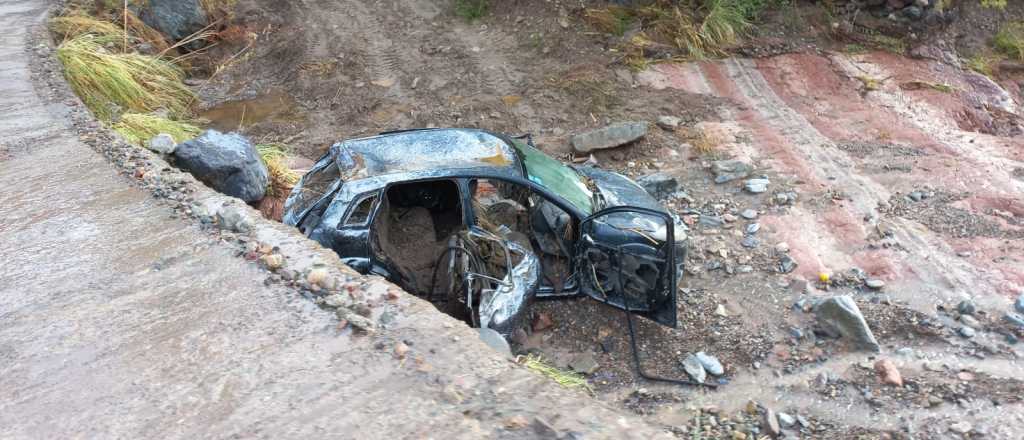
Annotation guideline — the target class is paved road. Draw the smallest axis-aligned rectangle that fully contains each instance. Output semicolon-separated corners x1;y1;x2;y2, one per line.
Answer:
0;1;666;438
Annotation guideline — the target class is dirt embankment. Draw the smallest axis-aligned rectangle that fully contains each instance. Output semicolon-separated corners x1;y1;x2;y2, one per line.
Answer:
182;0;1024;438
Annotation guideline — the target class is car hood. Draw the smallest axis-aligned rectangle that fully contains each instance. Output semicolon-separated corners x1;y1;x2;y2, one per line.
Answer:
573;166;687;242
574;166;664;212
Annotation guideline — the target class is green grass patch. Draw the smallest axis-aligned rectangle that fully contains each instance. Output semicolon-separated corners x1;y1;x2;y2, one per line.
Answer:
56;35;195;121
112;113;200;146
994;22;1024;62
966;54;998;77
519;355;593;393
454;0;489;21
981;0;1007;10
257;143;301;197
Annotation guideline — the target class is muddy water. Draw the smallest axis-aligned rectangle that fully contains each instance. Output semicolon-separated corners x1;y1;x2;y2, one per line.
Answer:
199;89;304;132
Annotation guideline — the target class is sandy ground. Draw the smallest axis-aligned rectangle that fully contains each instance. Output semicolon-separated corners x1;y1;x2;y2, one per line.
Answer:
185;0;1024;437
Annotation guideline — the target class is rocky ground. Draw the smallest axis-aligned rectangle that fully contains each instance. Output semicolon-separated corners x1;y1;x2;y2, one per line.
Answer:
53;0;1024;438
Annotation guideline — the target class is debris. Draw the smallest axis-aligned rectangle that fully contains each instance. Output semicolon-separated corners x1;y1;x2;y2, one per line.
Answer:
711;160;753;184
695;352;724;376
814;296;881;352
636;173;679;200
864;280;888;290
570;122;648;153
532;312;554;332
656;115;681;130
147;133;176;155
744;178;770;194
174;130;269;202
681;354;707;383
478;328;512;357
874;359;903;386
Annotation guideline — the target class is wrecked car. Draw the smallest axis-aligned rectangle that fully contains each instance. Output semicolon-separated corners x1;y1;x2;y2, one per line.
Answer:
283;128;688;336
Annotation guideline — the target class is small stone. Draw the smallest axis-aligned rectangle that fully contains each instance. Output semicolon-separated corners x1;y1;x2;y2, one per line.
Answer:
146;133;177;154
775;242;790;253
874;359;903;386
865;279;885;290
216;205;253;233
723;213;738;223
896;347;914;356
656;115;682;130
763;409;781;437
908;191;925;202
740;209;758;220
949;421;973;435
741;236;759;248
746;223;761;235
681;354;707;383
957;299;977;315
796;415;810;428
778;255;797;274
744;178;770;194
260;253;284;270
715;304;728;317
958;326;976;338
695;352;724;376
699;215;725;228
711;160;753;184
568;353;600;375
777;412;796;428
814;295;880;352
731;432;747;440
1015;294;1024;314
394;342;410;358
1003;312;1024;329
504;415;529;430
306;267;329;287
923;361;944;372
959;314;980;328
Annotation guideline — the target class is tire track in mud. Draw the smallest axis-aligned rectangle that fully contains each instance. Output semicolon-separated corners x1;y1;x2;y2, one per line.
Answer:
692;57;1016;309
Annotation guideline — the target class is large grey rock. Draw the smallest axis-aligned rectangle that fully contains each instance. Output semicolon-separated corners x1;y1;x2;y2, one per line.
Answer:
571;122;647;153
636;173;678;199
174;130;269;202
814;296;880;352
137;0;209;43
710;160;753;183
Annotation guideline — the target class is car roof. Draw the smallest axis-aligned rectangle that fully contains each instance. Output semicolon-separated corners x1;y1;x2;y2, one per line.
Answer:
335;128;525;179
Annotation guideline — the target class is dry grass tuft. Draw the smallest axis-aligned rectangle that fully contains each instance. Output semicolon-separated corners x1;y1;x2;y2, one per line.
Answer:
257;143;301;197
519;355;592;393
50;14;126;43
56;36;195;121
691;128;723;155
112;113;200;145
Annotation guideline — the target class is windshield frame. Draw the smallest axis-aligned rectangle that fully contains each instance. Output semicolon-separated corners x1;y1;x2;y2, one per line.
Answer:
509;139;596;215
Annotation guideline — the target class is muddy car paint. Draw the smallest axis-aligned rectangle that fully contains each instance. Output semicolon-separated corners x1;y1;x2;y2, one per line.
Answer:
283;128;686;333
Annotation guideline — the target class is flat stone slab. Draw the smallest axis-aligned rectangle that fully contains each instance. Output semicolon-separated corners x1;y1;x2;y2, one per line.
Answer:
571;122;648;153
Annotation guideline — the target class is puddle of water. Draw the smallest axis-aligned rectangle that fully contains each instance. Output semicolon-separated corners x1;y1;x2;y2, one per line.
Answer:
199;91;304;132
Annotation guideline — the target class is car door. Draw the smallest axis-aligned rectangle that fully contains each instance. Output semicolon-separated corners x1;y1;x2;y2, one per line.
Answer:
576;206;677;327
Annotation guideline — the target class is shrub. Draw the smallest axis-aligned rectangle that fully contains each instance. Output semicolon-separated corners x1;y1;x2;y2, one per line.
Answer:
56;36;195;120
454;0;489;21
994;22;1024;61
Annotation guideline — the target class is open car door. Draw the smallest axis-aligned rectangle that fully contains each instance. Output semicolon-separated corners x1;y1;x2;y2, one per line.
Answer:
576;206;678;327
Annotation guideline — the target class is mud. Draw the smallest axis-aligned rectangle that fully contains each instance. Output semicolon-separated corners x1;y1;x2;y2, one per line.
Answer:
191;0;1024;436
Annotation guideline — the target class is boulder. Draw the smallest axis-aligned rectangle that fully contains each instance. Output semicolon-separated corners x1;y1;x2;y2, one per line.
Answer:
710;160;753;184
636;173;679;199
570;122;647;153
814;296;880;352
174;130;269;202
137;0;209;43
